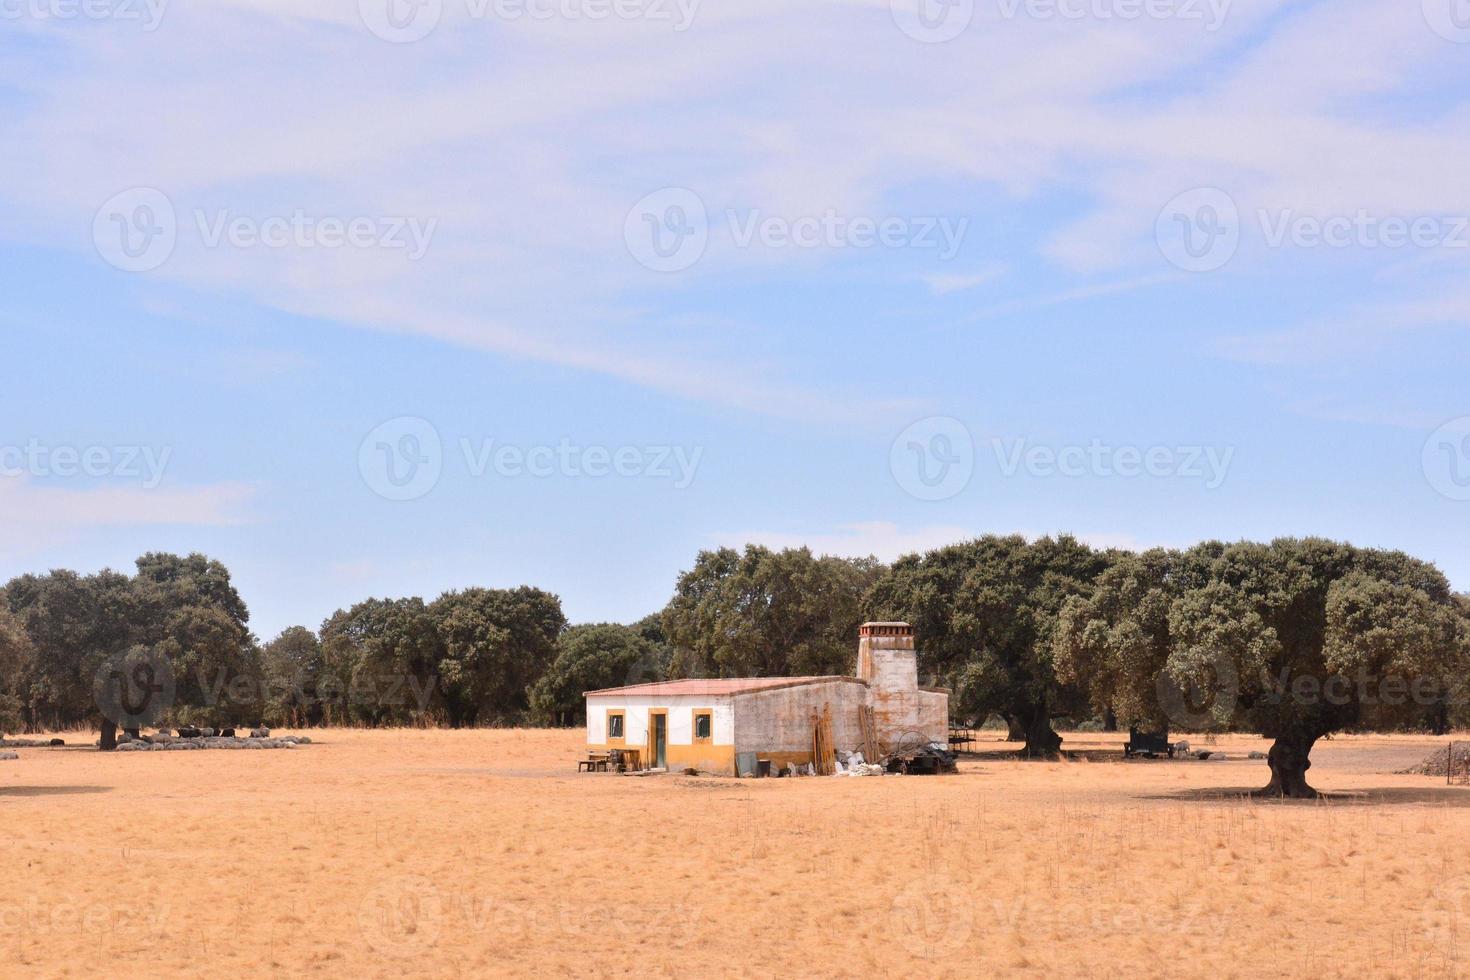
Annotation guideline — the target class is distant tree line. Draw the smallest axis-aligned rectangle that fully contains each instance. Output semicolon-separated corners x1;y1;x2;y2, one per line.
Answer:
0;538;1466;794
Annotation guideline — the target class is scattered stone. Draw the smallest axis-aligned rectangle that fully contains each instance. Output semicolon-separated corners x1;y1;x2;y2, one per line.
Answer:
250;727;270;739
114;735;308;752
1398;743;1470;777
1248;751;1267;760
0;738;66;748
0;751;17;761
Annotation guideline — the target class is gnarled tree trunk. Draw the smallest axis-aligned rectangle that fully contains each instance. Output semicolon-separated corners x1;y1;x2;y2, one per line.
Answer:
1017;706;1062;760
1003;713;1026;743
99;718;118;752
1254;732;1319;799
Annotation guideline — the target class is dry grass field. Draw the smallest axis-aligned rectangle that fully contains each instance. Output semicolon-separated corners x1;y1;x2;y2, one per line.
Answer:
4;728;1470;979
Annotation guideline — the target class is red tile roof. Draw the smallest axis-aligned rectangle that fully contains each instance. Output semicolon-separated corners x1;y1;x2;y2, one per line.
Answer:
584;676;862;697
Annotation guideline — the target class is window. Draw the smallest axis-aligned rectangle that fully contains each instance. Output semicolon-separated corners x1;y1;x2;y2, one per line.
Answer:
693;710;712;741
607;712;624;739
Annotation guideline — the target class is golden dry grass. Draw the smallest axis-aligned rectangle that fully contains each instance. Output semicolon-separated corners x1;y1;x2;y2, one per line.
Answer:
4;728;1470;978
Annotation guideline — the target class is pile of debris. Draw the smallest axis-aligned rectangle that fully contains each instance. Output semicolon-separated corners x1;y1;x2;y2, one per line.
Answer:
833;751;886;777
1397;743;1470;777
115;728;311;752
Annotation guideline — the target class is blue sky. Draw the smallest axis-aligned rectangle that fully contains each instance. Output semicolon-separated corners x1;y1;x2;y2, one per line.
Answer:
2;0;1469;640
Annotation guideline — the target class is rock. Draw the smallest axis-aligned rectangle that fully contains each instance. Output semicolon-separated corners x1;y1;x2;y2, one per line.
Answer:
1248;751;1267;760
250;727;270;739
49;738;64;746
201;728;217;738
220;728;235;738
0;751;17;760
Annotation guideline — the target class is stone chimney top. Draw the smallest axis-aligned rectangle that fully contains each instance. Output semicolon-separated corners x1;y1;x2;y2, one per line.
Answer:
859;622;913;637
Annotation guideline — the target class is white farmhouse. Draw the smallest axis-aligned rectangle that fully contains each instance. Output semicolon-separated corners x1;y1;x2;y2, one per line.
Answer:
584;622;948;775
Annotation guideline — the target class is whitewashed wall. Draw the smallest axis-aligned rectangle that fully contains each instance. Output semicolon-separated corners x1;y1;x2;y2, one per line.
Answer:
585;694;735;746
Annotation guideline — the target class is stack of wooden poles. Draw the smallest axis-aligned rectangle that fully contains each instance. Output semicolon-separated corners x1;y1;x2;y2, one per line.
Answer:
857;703;881;764
810;704;837;775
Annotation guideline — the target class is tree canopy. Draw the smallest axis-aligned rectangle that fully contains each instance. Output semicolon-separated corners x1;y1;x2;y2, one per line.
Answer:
1055;539;1470;797
865;534;1114;757
661;545;884;678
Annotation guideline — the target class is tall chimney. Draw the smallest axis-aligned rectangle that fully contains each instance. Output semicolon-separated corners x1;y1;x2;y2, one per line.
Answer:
857;622;920;752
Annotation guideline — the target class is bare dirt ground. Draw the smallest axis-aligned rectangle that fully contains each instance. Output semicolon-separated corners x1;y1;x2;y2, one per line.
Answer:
4;728;1470;979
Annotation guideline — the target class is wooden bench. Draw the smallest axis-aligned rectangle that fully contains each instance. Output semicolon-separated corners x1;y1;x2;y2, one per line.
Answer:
578;752;611;772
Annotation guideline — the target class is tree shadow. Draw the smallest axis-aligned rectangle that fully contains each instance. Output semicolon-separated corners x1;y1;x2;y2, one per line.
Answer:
1139;786;1470;807
0;785;112;798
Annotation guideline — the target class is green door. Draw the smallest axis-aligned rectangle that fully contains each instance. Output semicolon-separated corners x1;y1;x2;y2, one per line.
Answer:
654;713;667;769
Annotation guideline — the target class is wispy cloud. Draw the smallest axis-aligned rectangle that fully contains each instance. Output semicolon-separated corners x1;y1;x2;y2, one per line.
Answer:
0;477;256;557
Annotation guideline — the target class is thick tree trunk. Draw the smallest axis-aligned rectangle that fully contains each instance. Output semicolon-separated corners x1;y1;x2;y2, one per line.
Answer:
1103;707;1117;733
99;718;118;752
1017;707;1062;760
1003;713;1026;742
1253;733;1320;799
